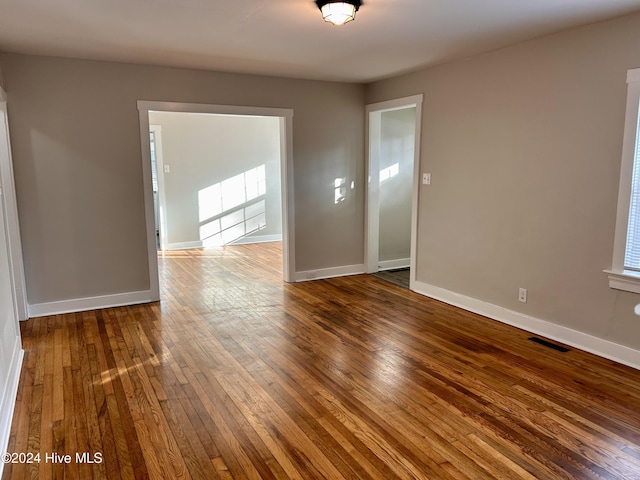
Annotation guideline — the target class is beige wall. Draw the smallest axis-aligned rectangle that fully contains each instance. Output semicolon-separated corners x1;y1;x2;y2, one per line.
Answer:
366;12;640;349
0;53;365;305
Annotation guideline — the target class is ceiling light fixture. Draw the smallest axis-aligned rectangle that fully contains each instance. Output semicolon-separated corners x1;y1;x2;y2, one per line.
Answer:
315;0;362;26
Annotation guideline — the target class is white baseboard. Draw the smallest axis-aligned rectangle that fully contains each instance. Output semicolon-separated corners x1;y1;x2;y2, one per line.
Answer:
165;241;203;251
378;258;410;271
230;234;282;245
0;336;24;478
166;235;283;250
27;290;157;318
413;280;640;371
295;264;365;282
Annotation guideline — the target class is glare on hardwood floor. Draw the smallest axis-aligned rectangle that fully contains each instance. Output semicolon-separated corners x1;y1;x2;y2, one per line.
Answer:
5;242;640;479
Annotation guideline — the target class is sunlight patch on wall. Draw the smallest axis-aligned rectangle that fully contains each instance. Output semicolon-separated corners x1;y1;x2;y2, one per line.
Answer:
198;165;267;246
379;163;399;183
335;177;346;204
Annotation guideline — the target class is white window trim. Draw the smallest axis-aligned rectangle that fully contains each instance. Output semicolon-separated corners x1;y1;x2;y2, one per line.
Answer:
606;68;640;292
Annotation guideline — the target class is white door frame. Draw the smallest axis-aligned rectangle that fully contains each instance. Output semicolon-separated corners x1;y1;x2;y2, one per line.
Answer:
365;94;423;289
0;87;28;320
137;101;295;298
148;124;168;252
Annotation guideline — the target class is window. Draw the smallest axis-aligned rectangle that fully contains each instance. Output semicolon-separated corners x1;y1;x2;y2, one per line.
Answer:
607;68;640;293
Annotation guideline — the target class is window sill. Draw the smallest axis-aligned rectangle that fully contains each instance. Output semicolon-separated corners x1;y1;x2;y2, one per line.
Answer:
604;269;640;294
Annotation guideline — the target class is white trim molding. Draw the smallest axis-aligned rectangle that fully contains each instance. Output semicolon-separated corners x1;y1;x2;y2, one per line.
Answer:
604;269;640;294
607;67;640;292
365;94;423;294
137;100;295;284
413;280;640;371
165;241;203;251
149;124;169;252
27;290;156;318
0;337;23;478
378;258;410;271
163;235;283;250
0;94;28;321
230;234;283;245
295;264;365;282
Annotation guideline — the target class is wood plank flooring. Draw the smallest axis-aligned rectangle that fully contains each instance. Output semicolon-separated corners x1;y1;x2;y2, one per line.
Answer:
4;241;640;479
371;268;410;289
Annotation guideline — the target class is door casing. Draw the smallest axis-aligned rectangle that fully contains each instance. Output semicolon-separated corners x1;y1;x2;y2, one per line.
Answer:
0;88;28;320
365;95;423;290
137;101;295;300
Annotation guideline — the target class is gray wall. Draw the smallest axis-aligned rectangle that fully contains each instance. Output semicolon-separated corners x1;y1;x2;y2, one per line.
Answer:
148;112;282;247
0;53;365;305
366;12;640;349
379;108;415;264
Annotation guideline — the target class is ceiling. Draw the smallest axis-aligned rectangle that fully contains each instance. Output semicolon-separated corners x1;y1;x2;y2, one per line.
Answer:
1;0;640;83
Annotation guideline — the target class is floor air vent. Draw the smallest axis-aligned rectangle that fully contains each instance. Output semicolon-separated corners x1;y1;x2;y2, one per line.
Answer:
528;337;570;352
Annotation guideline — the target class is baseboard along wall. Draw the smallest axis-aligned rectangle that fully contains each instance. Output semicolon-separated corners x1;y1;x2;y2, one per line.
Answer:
378;258;411;271
412;280;640;371
27;290;157;318
0;337;23;478
24;270;640;371
294;264;366;282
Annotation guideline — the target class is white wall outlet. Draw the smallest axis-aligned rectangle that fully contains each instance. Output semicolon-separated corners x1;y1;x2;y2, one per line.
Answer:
164;164;171;173
422;173;431;185
518;288;528;303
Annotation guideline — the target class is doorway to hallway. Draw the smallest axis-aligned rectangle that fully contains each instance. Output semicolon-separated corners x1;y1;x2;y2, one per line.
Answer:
365;95;423;290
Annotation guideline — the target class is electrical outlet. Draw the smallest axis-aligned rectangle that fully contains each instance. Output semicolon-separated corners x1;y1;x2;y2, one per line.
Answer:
518;288;528;303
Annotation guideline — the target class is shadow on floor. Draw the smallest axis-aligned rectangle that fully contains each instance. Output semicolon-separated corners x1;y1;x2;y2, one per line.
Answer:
370;268;410;289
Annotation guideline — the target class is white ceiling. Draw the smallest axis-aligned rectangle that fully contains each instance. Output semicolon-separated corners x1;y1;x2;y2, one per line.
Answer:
1;0;640;83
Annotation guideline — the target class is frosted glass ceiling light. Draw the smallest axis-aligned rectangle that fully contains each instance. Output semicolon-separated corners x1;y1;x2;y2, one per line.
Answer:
316;0;362;26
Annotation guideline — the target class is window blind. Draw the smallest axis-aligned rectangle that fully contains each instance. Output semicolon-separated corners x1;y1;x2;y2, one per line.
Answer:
624;102;640;272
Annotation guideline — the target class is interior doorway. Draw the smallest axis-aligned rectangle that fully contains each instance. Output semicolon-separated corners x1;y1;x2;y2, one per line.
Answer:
365;95;423;290
147;112;283;253
137;101;295;301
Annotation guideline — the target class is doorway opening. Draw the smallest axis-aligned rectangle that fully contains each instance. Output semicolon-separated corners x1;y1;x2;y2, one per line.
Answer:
147;112;284;253
137;101;295;301
365;95;423;290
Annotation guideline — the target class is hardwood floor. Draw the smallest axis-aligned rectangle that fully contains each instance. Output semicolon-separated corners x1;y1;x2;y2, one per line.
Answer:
371;268;410;289
4;242;640;479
